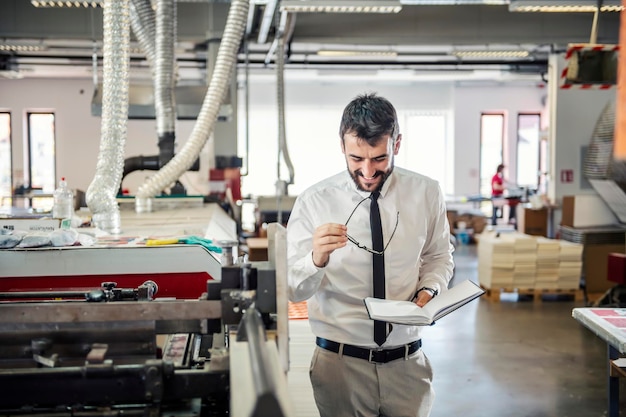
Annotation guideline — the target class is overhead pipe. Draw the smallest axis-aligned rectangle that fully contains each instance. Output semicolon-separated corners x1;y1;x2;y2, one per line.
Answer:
86;0;130;234
274;11;296;223
118;155;200;196
135;0;250;211
154;0;177;166
241;37;250;177
129;0;156;78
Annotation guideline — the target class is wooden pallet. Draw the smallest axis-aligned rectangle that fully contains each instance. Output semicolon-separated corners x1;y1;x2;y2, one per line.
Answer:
481;286;584;303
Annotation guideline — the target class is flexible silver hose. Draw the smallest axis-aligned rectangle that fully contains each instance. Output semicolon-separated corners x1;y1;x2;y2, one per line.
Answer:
582;99;615;180
276;32;295;189
129;0;177;179
129;0;156;78
130;0;177;133
136;0;249;203
155;0;177;136
86;0;130;234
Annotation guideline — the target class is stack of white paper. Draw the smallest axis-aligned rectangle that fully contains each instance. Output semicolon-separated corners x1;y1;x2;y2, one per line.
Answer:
535;237;561;288
558;240;583;290
508;234;538;287
479;232;583;292
478;232;515;288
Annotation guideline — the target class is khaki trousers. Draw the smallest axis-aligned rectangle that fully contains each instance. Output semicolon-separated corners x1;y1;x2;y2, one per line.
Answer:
309;345;435;417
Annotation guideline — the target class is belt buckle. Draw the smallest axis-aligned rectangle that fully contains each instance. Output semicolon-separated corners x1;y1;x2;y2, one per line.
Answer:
368;348;385;363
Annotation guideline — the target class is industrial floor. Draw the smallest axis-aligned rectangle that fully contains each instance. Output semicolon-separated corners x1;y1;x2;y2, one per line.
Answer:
286;244;626;417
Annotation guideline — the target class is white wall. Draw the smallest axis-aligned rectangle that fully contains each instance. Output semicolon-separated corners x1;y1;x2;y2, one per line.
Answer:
547;54;617;227
238;75;455;195
2;74;546;201
0;78;211;195
240;72;545;197
453;83;547;196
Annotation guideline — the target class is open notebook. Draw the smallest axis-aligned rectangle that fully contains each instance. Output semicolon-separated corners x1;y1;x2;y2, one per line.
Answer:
364;279;485;326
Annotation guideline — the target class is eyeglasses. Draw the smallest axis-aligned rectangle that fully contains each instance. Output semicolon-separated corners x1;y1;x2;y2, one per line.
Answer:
344;195;399;256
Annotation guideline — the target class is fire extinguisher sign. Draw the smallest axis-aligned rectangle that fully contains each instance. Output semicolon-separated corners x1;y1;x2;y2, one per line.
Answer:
560;169;574;183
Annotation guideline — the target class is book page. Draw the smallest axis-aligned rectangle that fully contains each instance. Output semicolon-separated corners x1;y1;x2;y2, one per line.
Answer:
364;280;484;326
422;280;484;321
364;299;431;325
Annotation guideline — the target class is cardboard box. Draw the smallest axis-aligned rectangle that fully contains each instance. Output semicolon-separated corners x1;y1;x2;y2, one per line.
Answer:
518;207;547;237
561;195;618;228
247;237;268;261
584;244;626;293
0;218;62;233
446;210;457;233
453;212;488;237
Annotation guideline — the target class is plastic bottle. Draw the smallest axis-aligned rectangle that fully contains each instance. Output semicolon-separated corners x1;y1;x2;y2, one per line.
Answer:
52;177;74;219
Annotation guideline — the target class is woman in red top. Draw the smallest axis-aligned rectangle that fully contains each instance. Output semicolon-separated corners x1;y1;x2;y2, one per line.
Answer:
491;164;505;225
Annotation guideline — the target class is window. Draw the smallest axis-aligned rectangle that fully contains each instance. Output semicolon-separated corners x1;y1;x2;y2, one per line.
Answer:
479;113;505;198
516;113;541;190
398;112;449;196
27;112;56;192
27;112;56;211
0;112;11;207
238;107;345;197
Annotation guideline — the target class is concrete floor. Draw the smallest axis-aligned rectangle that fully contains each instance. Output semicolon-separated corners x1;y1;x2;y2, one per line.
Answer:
286;244;626;417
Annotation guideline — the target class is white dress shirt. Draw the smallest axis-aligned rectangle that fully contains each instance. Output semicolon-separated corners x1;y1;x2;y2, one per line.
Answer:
287;167;454;349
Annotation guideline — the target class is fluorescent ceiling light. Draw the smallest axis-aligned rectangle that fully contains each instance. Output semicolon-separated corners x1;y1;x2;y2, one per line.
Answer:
280;0;402;13
0;44;46;52
317;50;398;57
509;0;623;12
453;50;530;58
400;0;507;4
31;1;103;7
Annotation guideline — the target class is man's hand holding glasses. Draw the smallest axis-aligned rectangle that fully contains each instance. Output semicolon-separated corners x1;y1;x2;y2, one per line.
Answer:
312;223;348;268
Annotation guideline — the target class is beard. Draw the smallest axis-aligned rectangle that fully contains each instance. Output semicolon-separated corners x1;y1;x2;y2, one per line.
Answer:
348;165;394;192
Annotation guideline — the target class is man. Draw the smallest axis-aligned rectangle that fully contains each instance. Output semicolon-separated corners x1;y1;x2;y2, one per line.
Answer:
491;164;505;225
287;93;454;417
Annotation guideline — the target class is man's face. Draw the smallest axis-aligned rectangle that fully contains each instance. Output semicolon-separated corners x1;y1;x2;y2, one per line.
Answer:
341;131;401;192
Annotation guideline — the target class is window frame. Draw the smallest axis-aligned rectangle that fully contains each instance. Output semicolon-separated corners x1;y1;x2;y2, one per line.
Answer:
26;111;56;192
0;111;12;205
400;111;450;196
479;112;505;198
515;112;542;190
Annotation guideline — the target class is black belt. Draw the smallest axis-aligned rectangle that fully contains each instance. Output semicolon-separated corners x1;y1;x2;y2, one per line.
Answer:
316;337;421;364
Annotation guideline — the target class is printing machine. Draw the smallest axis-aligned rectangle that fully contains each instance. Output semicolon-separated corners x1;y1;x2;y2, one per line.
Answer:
0;222;292;417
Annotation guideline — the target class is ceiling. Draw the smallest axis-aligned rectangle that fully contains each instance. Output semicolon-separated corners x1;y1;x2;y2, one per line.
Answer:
0;0;621;82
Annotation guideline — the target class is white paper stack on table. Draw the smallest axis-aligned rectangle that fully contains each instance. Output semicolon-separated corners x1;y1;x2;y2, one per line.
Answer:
535;237;561;289
558;240;583;290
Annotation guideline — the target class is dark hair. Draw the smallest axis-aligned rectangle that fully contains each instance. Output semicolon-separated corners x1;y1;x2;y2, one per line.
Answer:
497;164;505;172
339;93;399;145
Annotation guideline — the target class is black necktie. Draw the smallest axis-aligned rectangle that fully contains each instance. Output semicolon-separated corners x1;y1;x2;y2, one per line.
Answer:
370;191;386;346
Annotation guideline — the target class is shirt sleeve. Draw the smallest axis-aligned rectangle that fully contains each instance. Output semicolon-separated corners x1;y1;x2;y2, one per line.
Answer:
417;183;455;295
287;196;326;302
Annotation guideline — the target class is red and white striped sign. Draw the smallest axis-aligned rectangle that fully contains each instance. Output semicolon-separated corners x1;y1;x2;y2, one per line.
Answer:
560;43;619;89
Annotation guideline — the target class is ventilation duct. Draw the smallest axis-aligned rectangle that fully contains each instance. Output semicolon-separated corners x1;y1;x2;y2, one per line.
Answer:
582;99;626;220
582;100;615;180
85;0;130;234
135;0;248;209
581;98;626;184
